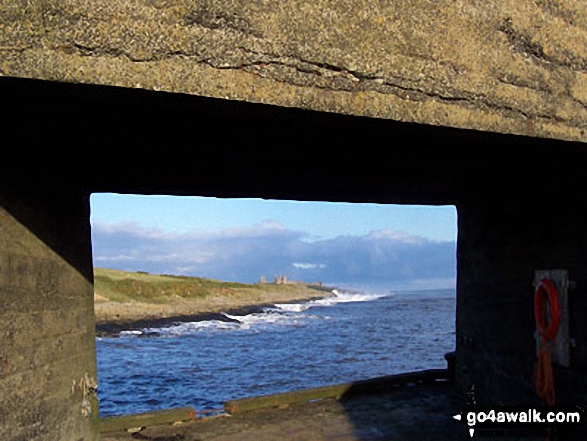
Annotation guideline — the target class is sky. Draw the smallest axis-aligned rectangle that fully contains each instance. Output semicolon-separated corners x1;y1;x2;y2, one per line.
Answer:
90;193;458;292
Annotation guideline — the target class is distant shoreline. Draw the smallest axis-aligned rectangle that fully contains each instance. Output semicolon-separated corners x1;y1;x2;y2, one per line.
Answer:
93;268;335;337
95;295;330;337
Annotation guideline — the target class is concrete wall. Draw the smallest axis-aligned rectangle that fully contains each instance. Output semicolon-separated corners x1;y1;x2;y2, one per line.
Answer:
1;0;586;143
0;183;98;440
0;3;585;440
2;75;587;439
456;175;587;405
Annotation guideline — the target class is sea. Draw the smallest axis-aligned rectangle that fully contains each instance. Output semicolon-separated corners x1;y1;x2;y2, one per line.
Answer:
95;288;456;417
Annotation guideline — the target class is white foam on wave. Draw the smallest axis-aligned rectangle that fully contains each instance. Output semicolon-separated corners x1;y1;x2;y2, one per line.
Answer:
274;290;388;313
119;319;241;337
120;330;143;336
307;289;387;307
118;289;387;337
222;311;315;328
119;310;318;337
273;303;311;312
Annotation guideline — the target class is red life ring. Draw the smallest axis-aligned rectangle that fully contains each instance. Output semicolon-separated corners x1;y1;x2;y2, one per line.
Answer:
534;279;560;341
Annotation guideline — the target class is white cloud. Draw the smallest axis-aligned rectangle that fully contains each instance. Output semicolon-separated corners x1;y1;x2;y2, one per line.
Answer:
206;220;294;239
91;221;456;286
292;262;326;269
92;221;172;239
366;229;428;244
94;255;135;262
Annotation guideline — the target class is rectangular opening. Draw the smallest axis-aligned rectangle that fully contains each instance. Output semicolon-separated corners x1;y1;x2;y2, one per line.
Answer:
90;194;457;416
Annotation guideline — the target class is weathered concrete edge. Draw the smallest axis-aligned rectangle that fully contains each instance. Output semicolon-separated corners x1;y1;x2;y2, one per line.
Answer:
2;0;586;143
224;369;449;414
2;48;585;144
100;406;196;434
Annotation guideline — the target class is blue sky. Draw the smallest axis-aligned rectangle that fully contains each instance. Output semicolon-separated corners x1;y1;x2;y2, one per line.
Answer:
90;194;457;291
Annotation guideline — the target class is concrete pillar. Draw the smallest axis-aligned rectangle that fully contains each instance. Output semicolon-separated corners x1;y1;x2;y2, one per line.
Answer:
0;183;99;440
456;194;587;405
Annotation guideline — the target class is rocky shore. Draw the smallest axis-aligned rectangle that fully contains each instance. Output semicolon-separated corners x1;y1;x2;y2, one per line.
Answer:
94;268;334;337
95;296;331;337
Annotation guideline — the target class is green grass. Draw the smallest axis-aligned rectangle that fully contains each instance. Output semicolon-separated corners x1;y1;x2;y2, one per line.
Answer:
94;268;327;304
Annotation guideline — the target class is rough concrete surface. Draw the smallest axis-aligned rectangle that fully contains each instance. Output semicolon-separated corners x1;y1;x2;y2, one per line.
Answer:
1;0;586;142
456;193;587;408
0;187;99;441
100;382;554;441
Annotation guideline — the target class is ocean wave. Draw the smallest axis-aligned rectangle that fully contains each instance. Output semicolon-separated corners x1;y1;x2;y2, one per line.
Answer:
118;289;387;337
119;319;241;337
273;303;311;312
222;311;316;328
306;289;387;307
274;290;388;313
119;311;317;337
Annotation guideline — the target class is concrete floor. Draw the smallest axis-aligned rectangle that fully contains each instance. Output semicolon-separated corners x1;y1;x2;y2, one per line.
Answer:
101;381;543;441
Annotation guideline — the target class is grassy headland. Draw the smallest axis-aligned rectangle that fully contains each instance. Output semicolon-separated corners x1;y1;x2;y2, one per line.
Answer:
94;268;333;328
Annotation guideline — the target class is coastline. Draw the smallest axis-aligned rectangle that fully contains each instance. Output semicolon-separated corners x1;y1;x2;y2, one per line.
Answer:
93;268;336;337
95;292;334;337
